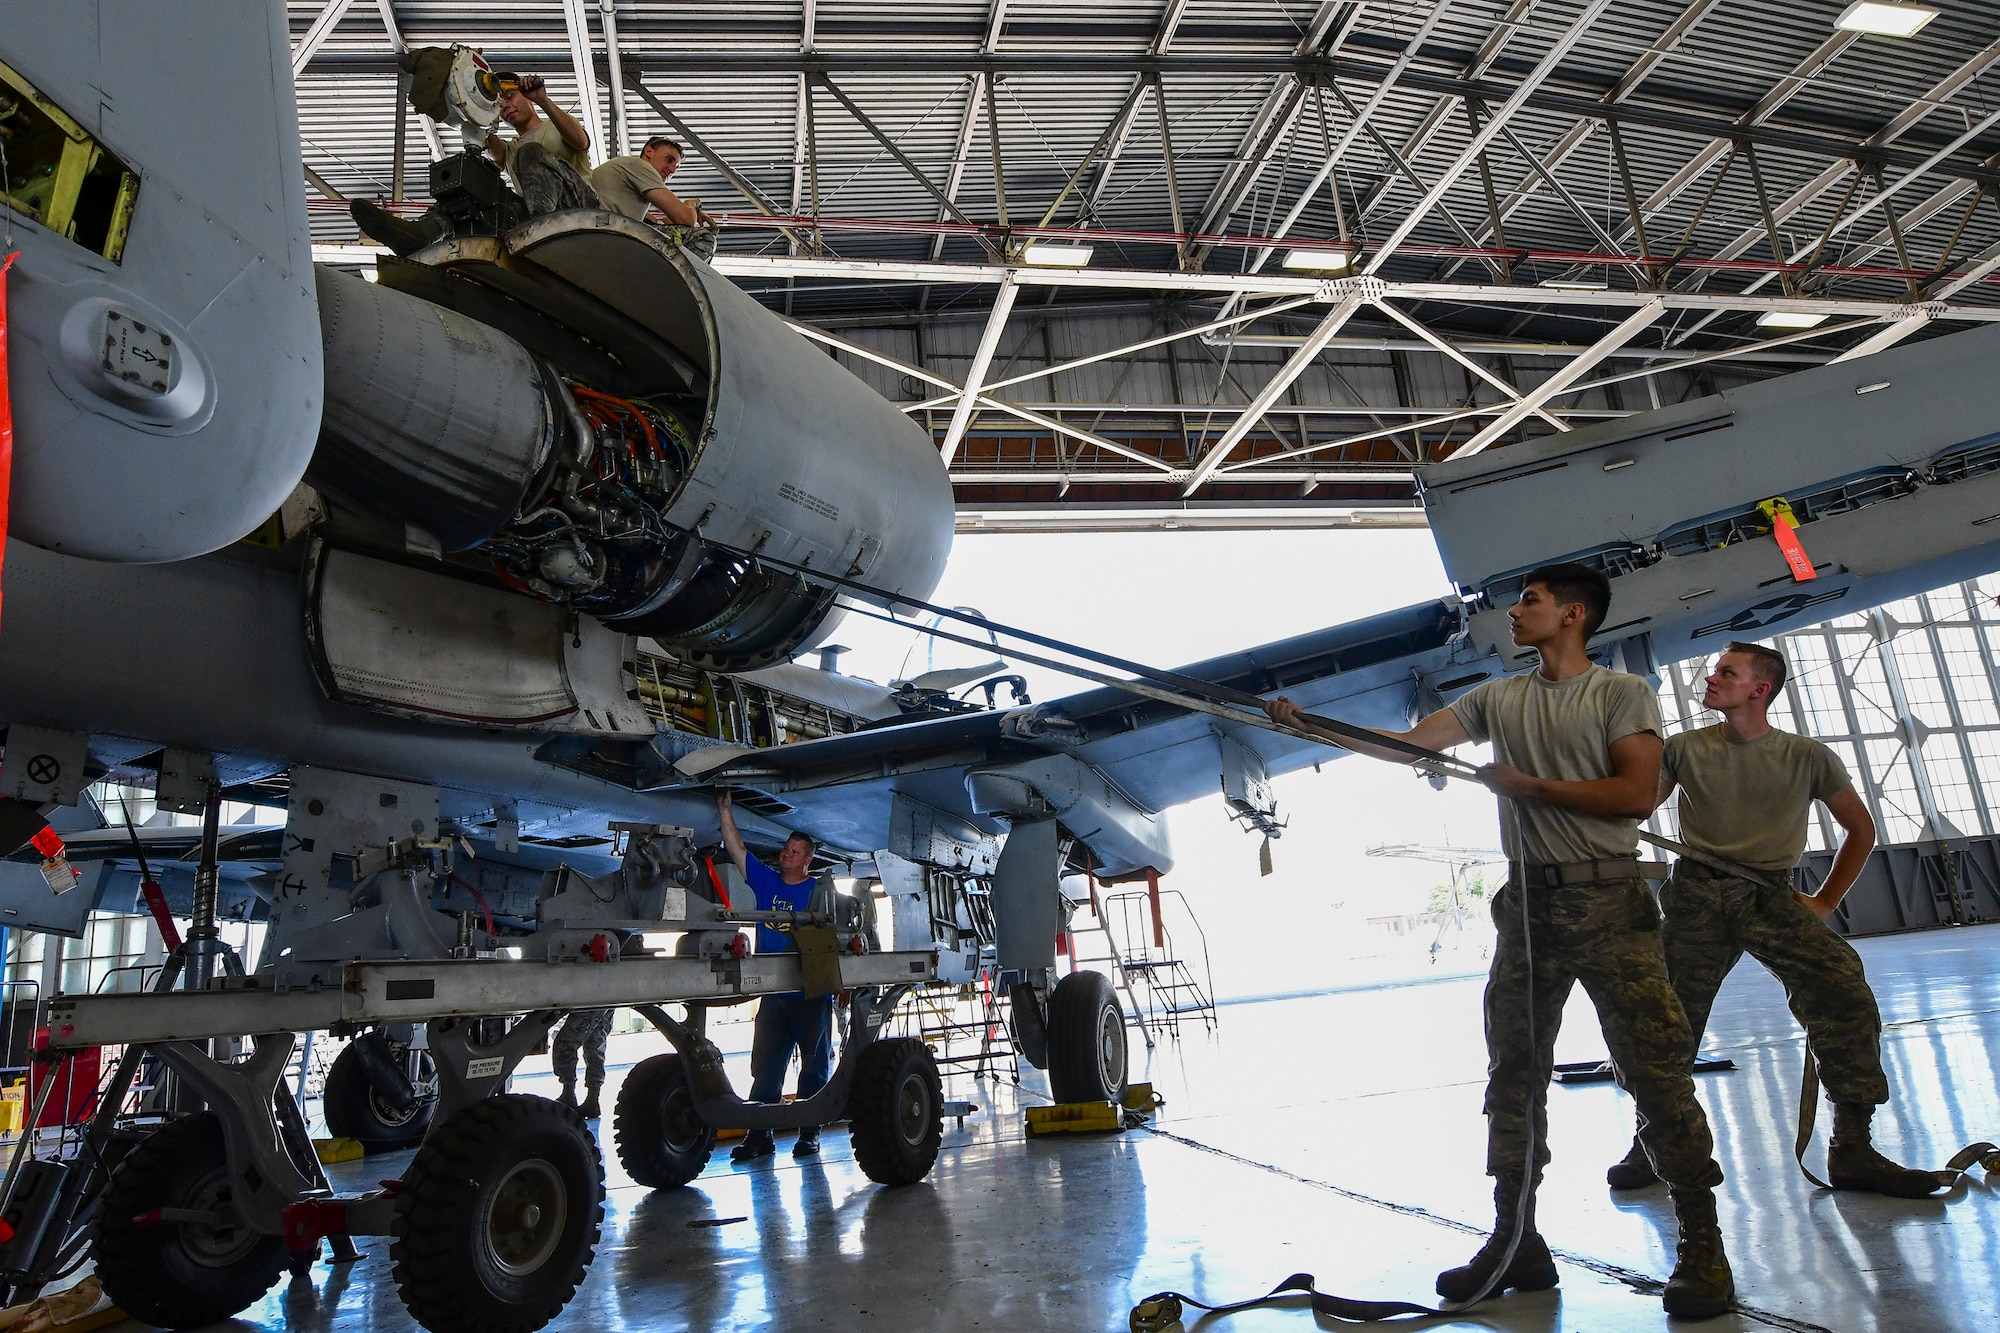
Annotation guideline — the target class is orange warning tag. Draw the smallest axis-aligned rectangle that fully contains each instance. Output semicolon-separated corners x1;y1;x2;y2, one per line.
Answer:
1757;498;1817;583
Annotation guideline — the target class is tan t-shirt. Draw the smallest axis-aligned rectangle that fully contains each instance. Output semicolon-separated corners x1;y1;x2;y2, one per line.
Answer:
503;114;590;187
1664;724;1852;871
591;155;666;220
1449;665;1662;865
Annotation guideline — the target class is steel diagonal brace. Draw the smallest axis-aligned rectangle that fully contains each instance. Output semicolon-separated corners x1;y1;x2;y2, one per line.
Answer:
151;1033;319;1232
634;985;912;1130
427;1011;565;1122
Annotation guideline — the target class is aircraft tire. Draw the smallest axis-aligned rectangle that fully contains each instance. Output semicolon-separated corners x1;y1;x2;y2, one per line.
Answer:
392;1094;603;1333
846;1037;943;1186
1045;970;1129;1106
323;1036;436;1152
95;1112;288;1329
1008;982;1050;1069
613;1053;715;1188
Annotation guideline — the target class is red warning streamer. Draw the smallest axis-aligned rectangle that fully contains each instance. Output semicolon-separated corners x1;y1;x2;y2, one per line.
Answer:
0;251;18;637
1759;497;1818;583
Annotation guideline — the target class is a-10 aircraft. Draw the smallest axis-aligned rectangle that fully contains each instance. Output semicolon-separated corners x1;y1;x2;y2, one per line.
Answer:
7;5;2000;1332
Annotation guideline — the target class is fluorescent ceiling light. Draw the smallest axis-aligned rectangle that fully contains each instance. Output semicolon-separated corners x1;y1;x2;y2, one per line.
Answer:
1835;2;1939;37
1540;276;1608;291
1020;242;1093;267
1756;310;1830;329
1280;248;1352;272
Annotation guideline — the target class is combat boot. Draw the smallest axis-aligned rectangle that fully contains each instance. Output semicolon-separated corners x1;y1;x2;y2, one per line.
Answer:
1435;1174;1559;1303
1828;1103;1945;1198
557;1083;578;1109
580;1087;602;1120
349;199;446;256
1606;1135;1659;1190
1662;1187;1733;1320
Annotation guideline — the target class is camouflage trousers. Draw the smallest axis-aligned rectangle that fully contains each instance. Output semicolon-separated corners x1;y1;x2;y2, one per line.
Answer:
1662;864;1888;1104
1486;875;1722;1188
511;141;601;216
552;1008;616;1091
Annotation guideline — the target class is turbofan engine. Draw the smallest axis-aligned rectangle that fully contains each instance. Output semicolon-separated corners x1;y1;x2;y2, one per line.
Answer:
306;232;952;672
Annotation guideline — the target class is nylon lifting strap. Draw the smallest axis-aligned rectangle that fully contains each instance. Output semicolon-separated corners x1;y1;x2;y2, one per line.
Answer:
1128;1275;1462;1331
743;541;2000;1307
1793;1047;2000;1189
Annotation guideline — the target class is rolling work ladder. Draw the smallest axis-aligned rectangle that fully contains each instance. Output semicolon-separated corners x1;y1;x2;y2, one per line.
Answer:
1101;876;1217;1041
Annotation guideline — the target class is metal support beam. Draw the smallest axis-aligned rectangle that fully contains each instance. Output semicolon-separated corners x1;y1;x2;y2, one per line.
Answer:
987;72;1010;232
933;75;987;259
1151;74;1185;267
1493;118;1624;261
1459;298;1665;454
1370;298;1567;433
303;164;347;201
292;0;358;77
599;0;630;156
1186;0;1348;248
1239;1;1459;279
903;295;1320;410
1180;285;1372;494
1829;312;1935;363
941;277;1020;463
816;75;1003;260
559;0;607;166
1365;0;1613;274
374;0;442;161
706;252;2000;322
1051;82;1149;229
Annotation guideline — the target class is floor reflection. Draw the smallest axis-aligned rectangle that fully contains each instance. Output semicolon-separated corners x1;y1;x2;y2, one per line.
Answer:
207;921;2000;1332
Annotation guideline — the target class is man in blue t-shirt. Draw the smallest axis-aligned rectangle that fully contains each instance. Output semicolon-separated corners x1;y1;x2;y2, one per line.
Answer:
717;790;832;1161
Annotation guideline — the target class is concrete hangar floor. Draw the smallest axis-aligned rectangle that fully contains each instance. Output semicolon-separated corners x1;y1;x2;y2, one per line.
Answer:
172;923;1998;1333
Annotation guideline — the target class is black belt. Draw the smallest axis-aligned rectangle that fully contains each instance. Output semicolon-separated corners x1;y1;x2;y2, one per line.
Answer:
1510;856;1643;889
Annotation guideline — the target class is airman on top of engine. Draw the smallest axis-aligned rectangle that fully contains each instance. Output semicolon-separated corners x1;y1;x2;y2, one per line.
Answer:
350;70;598;255
486;72;597;216
591;136;718;259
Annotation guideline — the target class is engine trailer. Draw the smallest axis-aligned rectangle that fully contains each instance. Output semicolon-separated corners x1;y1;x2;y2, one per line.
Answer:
12;932;952;1333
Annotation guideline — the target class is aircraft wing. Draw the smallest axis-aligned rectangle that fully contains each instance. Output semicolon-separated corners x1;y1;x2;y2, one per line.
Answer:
674;600;1469;876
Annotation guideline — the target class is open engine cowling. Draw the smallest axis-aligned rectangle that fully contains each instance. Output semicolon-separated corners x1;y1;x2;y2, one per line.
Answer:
307;220;953;672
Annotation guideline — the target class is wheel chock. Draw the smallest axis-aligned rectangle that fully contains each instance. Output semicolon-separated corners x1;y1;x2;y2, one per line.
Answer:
314;1136;366;1164
1026;1100;1122;1136
1122;1083;1162;1116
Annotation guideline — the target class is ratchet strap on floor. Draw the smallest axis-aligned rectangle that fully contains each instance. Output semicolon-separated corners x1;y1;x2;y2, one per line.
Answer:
1128;1274;1463;1331
1793;1047;2000;1190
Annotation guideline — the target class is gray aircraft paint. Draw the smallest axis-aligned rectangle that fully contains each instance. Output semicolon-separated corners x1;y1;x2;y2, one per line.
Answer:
1;1;322;562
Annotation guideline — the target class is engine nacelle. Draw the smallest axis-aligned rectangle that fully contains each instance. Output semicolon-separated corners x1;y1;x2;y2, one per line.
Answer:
308;217;952;671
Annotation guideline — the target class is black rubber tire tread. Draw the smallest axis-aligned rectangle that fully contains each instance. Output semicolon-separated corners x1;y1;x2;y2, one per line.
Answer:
390;1093;604;1333
613;1052;715;1189
323;1038;436;1151
1008;983;1050;1069
95;1112;288;1329
1046;969;1130;1106
846;1037;943;1187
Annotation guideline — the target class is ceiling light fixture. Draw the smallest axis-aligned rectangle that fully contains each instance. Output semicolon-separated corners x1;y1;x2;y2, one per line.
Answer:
1539;275;1609;291
1756;310;1830;329
1834;2;1940;37
1280;248;1353;272
1020;242;1094;267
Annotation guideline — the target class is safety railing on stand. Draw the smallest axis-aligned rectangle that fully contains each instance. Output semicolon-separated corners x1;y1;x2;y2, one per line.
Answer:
1104;884;1218;1040
889;970;1020;1084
